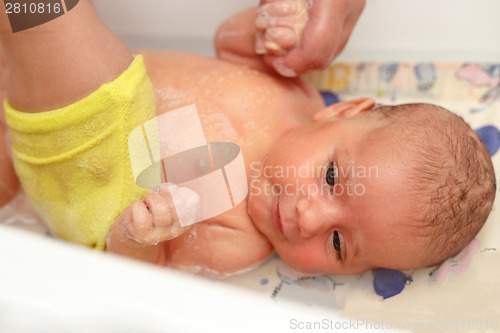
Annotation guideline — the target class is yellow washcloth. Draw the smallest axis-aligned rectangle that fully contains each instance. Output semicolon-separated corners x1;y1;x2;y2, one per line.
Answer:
5;55;158;249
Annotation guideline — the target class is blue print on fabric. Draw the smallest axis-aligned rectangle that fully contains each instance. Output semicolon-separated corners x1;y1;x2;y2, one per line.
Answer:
372;269;412;299
475;125;500;157
414;63;436;91
320;91;340;107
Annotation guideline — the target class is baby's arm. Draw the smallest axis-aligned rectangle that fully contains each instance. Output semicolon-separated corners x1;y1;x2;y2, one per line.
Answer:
106;189;184;264
217;0;365;77
107;189;273;273
0;0;132;112
215;7;273;74
257;0;366;76
215;1;312;75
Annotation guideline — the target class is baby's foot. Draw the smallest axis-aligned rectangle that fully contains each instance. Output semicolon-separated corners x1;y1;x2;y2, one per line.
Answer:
255;0;310;56
117;186;197;245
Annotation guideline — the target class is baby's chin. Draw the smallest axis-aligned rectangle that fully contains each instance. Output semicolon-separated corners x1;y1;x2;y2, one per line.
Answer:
246;191;268;232
246;175;273;228
273;250;372;276
289;262;371;276
246;195;258;223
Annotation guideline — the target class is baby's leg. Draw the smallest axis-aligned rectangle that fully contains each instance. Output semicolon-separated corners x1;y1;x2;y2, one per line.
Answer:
0;0;132;112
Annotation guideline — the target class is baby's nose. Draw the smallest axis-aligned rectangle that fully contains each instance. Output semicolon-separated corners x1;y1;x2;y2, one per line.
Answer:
295;197;330;238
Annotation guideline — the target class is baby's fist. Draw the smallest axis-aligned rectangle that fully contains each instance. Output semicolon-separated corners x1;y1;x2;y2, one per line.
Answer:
118;185;200;245
255;0;309;56
256;0;366;77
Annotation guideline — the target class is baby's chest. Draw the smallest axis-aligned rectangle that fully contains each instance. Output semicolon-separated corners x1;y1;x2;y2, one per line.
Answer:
164;203;271;273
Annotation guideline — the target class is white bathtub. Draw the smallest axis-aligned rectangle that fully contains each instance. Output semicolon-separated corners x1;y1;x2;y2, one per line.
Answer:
0;224;355;333
1;0;499;332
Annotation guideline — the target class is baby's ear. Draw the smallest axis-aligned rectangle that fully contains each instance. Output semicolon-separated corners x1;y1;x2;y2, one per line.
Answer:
313;98;376;122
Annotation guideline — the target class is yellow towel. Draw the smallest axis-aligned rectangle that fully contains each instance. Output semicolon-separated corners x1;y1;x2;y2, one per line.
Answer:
5;55;157;249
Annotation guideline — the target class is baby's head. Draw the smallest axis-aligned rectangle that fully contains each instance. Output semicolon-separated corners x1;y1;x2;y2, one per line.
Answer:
248;98;496;274
364;102;496;265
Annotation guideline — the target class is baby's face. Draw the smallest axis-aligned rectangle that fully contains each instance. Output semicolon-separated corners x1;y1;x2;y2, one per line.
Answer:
248;108;427;274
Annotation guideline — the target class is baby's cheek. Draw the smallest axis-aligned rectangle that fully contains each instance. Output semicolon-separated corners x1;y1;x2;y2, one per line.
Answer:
278;242;330;273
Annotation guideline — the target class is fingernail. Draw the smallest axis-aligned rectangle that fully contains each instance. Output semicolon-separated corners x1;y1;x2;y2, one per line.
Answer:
273;58;297;77
265;41;285;55
255;32;267;54
255;11;268;30
266;27;298;50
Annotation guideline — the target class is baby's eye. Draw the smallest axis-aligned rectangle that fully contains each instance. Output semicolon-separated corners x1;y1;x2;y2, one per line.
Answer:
333;230;342;258
326;161;337;187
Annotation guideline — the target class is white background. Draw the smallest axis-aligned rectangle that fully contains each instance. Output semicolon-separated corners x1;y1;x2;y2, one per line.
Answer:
94;0;500;62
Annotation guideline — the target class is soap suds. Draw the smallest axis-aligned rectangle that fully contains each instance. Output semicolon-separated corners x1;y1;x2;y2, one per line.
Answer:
167;183;201;227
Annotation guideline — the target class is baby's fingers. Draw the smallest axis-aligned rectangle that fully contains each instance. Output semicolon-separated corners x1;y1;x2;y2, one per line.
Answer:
255;0;309;56
121;191;191;245
256;2;298;31
265;27;298;54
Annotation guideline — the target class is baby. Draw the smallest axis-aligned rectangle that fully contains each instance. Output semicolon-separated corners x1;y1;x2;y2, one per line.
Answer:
0;0;495;276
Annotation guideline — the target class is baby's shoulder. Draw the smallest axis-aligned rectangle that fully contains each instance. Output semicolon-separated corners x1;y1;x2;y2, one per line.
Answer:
142;49;322;119
141;50;319;101
164;207;273;275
